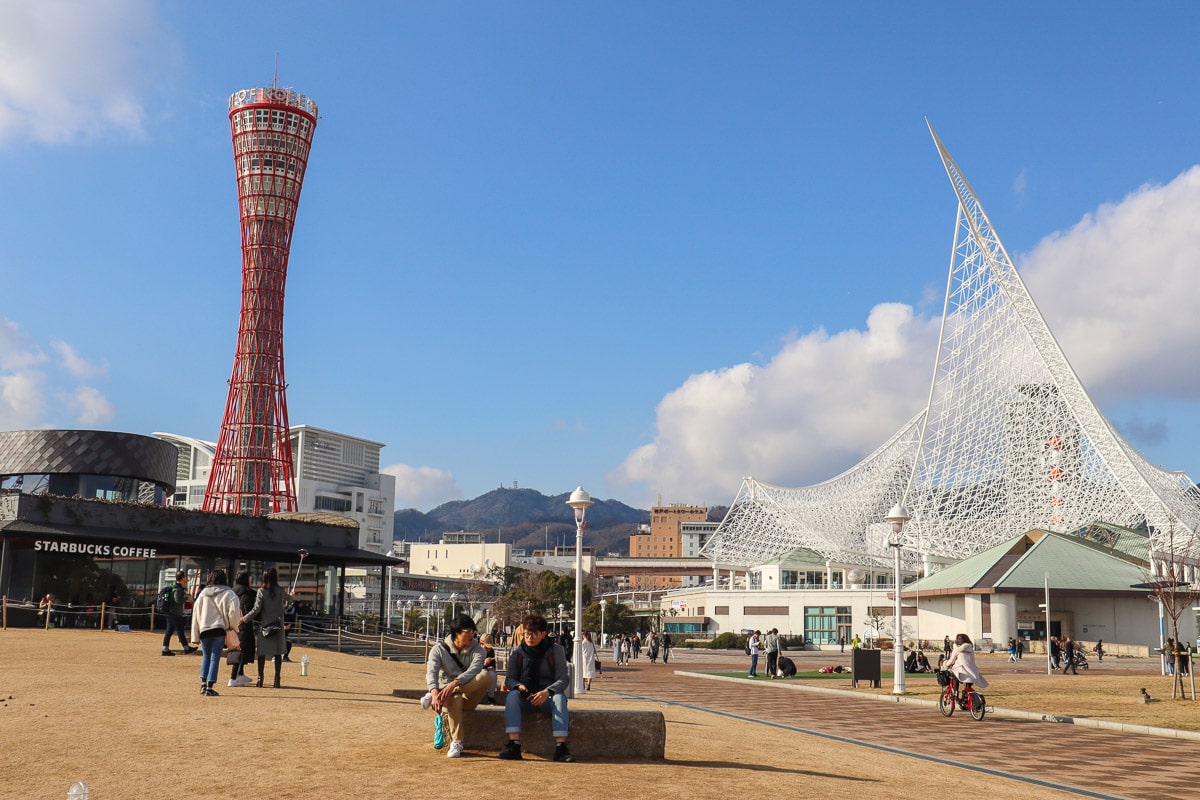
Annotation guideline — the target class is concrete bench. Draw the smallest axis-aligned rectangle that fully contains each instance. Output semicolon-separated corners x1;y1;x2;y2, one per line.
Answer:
393;689;665;759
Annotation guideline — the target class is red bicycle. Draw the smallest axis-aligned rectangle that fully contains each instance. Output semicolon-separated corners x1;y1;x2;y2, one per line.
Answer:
937;670;986;720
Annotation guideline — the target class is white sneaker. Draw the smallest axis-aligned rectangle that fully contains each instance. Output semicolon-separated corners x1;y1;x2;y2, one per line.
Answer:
420;692;433;710
236;675;253;686
447;741;464;758
228;678;240;687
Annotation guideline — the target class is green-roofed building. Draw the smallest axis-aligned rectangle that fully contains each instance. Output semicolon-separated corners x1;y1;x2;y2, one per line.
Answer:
900;526;1193;651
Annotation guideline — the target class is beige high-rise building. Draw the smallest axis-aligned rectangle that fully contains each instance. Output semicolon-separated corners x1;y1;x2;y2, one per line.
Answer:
629;504;707;588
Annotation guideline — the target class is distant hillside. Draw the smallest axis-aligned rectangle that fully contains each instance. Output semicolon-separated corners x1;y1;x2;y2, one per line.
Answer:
393;487;649;556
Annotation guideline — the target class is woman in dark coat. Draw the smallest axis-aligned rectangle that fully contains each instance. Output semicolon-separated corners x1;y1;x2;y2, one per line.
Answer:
227;572;257;687
242;567;290;687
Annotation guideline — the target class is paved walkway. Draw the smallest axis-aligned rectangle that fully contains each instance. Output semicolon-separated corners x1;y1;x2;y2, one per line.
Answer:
591;651;1194;800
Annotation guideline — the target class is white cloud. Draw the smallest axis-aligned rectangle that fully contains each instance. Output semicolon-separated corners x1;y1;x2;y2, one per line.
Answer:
1020;166;1200;402
0;0;167;145
0;315;115;428
65;386;115;425
612;164;1200;508
382;464;464;512
0;370;47;429
610;303;940;505
53;341;108;378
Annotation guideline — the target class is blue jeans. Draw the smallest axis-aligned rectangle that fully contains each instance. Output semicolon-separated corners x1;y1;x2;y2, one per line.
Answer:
200;636;223;683
163;614;189;650
504;690;569;738
749;652;759;676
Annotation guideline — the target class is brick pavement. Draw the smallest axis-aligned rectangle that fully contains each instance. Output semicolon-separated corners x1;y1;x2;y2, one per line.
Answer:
591;651;1195;800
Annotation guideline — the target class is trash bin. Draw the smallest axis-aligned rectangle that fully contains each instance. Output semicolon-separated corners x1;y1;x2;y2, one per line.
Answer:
852;647;881;688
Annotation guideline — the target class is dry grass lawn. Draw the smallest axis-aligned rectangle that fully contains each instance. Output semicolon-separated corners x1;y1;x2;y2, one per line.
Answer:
0;629;1109;800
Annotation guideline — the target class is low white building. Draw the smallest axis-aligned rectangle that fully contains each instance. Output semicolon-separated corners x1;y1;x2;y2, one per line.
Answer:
661;526;1198;652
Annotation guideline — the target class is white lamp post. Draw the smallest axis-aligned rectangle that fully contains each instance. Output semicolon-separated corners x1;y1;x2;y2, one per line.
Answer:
885;504;911;695
567;486;594;696
419;595;429;640
449;592;459;620
600;598;607;648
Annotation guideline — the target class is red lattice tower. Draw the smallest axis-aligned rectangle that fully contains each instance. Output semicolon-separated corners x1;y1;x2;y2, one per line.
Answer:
204;86;318;516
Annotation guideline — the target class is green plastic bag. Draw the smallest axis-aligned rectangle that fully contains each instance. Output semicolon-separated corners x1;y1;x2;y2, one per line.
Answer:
433;712;445;749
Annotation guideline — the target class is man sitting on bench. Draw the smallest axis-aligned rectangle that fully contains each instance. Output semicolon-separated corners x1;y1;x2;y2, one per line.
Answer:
497;613;574;762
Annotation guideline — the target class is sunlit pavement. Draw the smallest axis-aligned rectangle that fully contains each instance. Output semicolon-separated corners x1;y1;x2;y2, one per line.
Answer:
585;649;1193;800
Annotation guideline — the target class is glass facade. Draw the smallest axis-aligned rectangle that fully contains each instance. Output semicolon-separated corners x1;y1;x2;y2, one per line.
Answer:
804;606;851;644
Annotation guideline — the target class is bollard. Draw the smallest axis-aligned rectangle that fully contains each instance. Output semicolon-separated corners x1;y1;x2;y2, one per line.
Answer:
67;781;89;799
301;654;309;676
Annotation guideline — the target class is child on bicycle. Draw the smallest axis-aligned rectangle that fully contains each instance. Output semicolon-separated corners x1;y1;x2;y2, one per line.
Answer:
942;633;989;705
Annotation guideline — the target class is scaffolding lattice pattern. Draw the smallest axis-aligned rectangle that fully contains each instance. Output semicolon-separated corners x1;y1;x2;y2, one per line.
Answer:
704;126;1200;567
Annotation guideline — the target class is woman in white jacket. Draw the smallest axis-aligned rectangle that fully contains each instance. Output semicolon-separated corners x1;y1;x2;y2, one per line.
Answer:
942;633;989;703
190;569;242;697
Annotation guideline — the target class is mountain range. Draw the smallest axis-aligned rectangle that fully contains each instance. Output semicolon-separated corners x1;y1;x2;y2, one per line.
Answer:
393;487;725;557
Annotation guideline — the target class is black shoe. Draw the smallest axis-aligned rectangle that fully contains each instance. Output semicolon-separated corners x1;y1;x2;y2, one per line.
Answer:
183;647;198;655
273;678;281;688
553;743;575;763
161;650;175;656
204;687;220;697
497;740;523;760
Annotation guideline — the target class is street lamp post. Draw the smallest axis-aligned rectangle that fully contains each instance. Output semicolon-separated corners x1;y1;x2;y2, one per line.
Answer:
558;603;565;634
449;592;459;621
567;486;594;696
600;598;607;648
419;594;429;640
885;504;911;695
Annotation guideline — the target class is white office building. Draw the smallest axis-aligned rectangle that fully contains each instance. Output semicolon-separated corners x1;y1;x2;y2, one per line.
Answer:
155;425;395;555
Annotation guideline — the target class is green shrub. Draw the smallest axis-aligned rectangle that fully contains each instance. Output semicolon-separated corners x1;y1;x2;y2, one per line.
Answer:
709;632;745;650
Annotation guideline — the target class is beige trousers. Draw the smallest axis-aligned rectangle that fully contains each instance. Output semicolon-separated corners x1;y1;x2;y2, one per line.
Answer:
442;671;492;744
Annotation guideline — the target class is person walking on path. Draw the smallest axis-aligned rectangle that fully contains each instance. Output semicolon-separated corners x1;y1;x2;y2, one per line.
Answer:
189;569;241;697
1050;636;1062;670
747;630;762;678
228;572;256;687
161;571;196;656
661;632;672;664
1095;640;1104;662
764;629;780;678
241;567;290;688
423;614;488;758
580;631;597;691
942;635;952;659
498;614;574;762
1007;637;1017;663
1061;636;1078;675
1016;638;1024;660
839;635;845;653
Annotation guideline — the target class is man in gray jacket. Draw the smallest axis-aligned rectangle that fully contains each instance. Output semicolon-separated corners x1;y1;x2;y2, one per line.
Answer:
423;614;489;758
764;628;780;679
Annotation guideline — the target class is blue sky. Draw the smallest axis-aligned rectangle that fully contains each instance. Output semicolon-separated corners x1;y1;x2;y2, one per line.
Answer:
1;2;1199;512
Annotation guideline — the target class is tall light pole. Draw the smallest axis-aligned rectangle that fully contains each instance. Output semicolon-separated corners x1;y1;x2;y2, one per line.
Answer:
419;594;429;640
449;592;459;621
885;504;911;695
567;486;594;696
600;598;607;648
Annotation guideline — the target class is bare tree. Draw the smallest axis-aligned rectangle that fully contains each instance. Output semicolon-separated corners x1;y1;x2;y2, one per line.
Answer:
1142;522;1200;700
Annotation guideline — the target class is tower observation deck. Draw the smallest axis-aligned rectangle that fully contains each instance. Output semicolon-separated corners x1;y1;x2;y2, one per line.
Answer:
204;87;319;516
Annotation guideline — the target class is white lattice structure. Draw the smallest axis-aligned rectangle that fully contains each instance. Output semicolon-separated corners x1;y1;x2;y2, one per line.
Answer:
704;125;1200;568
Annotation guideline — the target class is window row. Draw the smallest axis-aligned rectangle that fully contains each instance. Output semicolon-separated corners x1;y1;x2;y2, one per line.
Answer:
236;155;305;178
234;133;311;160
232;108;313;138
238;175;302;200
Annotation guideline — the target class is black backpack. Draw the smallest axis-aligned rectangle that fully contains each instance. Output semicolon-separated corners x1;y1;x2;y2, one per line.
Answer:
155;585;173;612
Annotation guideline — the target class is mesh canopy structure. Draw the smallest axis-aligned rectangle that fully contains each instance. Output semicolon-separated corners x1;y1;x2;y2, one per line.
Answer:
704;126;1200;569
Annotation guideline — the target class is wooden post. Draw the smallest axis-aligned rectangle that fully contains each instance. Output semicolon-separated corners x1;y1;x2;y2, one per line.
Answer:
2;595;6;630
380;632;385;660
100;602;107;632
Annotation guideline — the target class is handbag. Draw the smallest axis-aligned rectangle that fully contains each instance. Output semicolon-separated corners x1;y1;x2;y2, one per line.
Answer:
260;619;283;637
225;649;244;665
224;628;241;650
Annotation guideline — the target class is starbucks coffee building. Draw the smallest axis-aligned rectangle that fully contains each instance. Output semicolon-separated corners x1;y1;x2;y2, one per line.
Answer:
0;429;397;624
